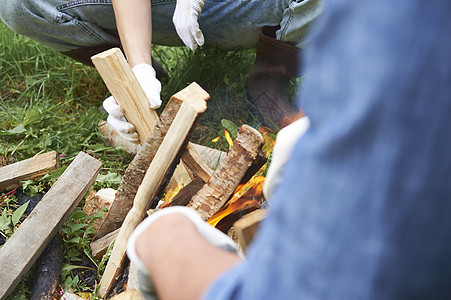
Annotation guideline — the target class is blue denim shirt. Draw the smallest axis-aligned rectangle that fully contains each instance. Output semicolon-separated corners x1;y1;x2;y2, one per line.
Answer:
205;0;451;299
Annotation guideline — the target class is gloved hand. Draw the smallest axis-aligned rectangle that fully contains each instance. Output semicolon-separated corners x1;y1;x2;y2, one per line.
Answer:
102;63;161;143
127;206;238;299
263;116;310;200
172;0;206;51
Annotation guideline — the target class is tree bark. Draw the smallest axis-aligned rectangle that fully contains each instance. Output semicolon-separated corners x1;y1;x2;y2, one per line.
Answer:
187;125;265;220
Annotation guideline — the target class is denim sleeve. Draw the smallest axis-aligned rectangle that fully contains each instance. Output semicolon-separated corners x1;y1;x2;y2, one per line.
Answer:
204;0;451;299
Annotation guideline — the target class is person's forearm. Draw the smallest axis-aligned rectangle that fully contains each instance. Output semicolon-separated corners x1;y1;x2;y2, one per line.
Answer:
112;0;153;67
136;214;242;300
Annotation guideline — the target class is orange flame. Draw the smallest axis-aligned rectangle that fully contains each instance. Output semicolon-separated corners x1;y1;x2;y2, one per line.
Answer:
224;129;233;150
160;182;184;208
207;176;265;228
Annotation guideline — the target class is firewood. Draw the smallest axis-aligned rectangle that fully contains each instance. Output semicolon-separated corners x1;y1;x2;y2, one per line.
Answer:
91;48;158;144
182;142;214;182
187;125;265;220
30;237;63;300
232;209;267;252
0;152;102;299
208;175;265;233
0;151;59;192
90;227;120;259
98;83;208;297
93;83;208;241
189;143;226;170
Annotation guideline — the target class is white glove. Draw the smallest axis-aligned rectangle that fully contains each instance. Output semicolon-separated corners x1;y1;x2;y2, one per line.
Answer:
102;63;161;143
132;63;162;109
263;116;310;200
172;0;206;51
127;206;238;299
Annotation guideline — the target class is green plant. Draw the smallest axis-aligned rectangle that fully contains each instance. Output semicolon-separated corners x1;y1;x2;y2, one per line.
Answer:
0;201;28;238
59;206;106;292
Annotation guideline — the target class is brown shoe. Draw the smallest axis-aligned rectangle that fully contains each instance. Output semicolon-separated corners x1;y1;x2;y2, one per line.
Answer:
247;26;302;130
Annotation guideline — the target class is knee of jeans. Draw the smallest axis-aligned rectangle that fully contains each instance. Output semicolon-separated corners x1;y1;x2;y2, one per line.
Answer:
0;0;46;35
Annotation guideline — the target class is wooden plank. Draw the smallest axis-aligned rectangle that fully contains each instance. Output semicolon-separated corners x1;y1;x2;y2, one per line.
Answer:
91;48;158;144
0;151;59;192
233;209;267;252
90;228;119;259
188;125;265;220
98;83;208;297
0;152;102;299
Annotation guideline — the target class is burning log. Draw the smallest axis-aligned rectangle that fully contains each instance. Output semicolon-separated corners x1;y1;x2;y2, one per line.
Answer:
207;176;265;234
160;176;204;208
98;83;209;297
0;152;102;299
30;237;64;300
187;125;265;220
0;151;59;192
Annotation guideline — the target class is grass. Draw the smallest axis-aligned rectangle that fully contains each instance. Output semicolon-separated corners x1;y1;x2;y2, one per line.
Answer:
0;19;266;298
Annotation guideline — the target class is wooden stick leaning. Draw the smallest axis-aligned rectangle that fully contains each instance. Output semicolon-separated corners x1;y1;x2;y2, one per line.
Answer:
187;125;265;220
0;152;102;299
0;151;59;192
98;83;209;297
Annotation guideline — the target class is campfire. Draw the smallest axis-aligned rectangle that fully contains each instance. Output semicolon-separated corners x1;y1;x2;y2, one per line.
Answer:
0;48;274;299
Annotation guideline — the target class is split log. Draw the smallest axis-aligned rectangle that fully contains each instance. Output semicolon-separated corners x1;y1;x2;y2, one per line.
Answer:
0;151;59;192
30;237;63;300
182;142;214;182
98;83;208;297
187;125;265;220
91;48;158;144
0;152;102;299
232;209;267;252
189;143;226;170
90;227;119;259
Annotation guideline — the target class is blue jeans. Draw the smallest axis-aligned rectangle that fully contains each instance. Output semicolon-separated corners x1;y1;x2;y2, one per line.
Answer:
205;0;451;299
0;0;322;52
